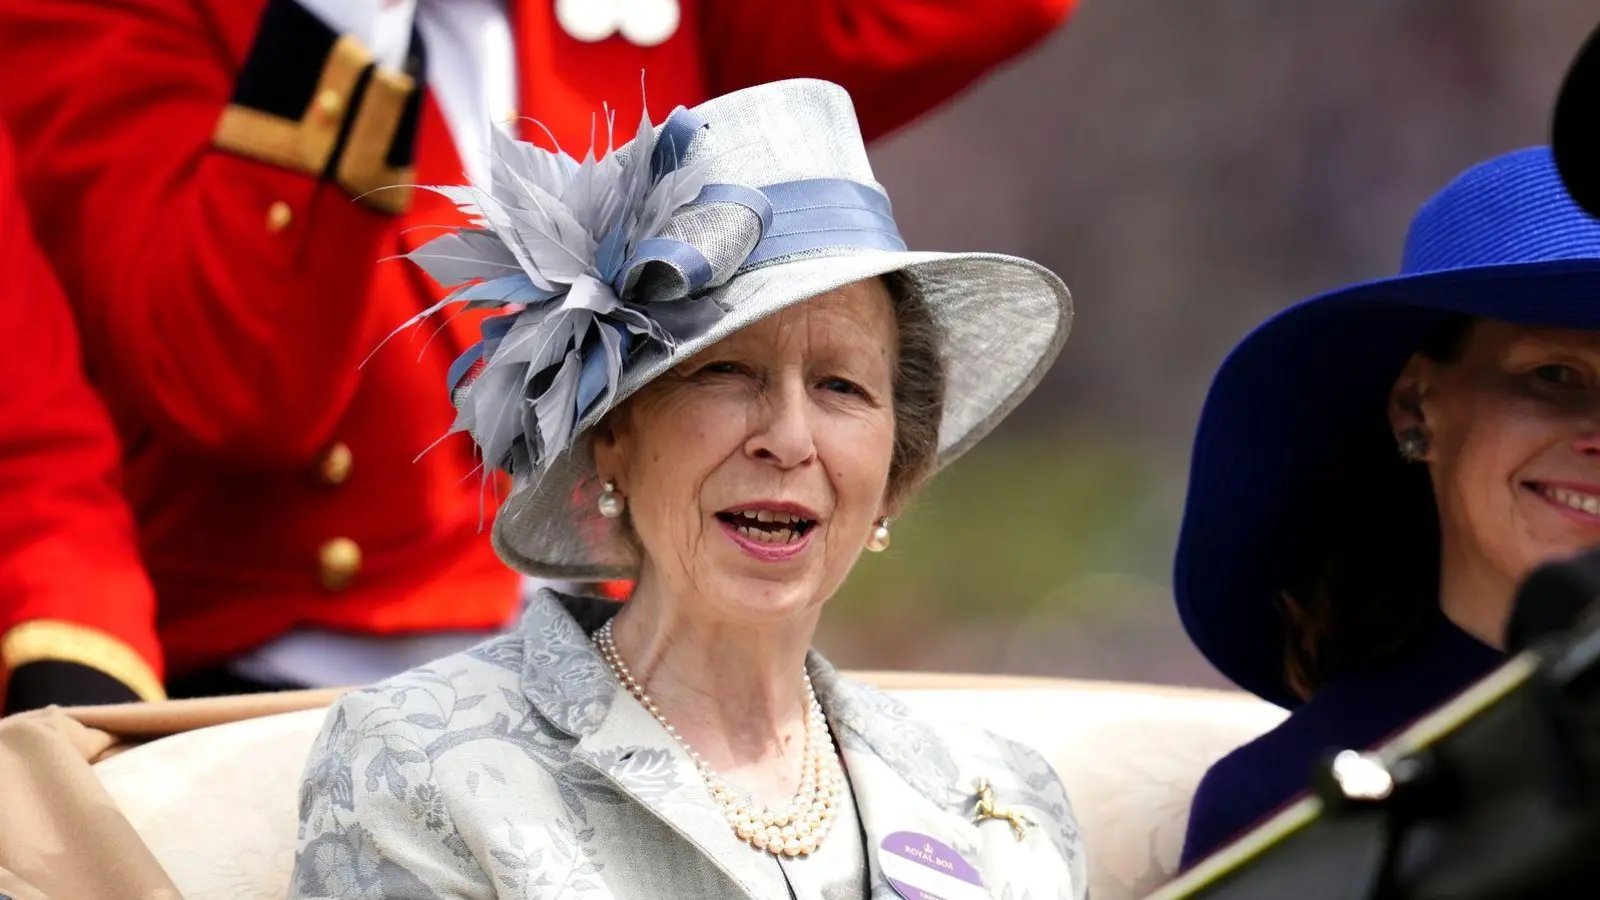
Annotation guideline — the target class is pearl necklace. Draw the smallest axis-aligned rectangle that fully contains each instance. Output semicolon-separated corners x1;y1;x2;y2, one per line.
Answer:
592;619;845;857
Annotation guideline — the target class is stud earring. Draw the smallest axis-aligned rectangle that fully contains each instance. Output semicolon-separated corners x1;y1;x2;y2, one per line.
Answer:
1397;426;1431;463
598;481;626;519
866;518;892;553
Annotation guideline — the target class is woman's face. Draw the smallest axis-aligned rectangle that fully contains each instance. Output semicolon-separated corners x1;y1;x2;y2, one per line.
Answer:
594;278;899;626
1394;321;1600;628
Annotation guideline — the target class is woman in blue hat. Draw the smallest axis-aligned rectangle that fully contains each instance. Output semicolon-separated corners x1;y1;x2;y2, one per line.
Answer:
1175;145;1600;867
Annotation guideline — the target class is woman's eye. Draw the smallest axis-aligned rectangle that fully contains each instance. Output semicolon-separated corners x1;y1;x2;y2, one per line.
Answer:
1532;364;1587;388
819;377;864;397
701;362;744;376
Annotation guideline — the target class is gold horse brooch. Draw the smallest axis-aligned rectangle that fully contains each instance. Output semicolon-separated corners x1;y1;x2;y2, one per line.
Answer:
973;778;1032;841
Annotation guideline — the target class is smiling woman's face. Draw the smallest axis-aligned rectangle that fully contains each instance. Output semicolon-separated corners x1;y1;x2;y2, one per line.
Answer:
1395;321;1600;627
592;278;899;626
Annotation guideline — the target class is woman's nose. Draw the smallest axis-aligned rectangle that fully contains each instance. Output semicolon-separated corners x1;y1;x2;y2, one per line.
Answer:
745;378;816;468
1575;424;1600;456
1569;403;1600;453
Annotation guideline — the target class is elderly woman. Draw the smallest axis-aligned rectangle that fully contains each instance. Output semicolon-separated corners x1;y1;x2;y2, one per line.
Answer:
1174;146;1600;867
290;79;1085;900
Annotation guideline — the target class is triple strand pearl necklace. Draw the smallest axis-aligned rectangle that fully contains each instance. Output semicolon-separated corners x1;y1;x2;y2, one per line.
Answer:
592;618;846;857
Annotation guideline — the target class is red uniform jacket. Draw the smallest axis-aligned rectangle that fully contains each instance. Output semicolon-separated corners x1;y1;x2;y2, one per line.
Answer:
0;0;1073;695
0;126;165;712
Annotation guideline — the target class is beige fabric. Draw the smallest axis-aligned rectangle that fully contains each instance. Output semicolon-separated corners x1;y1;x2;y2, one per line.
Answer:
97;708;332;900
79;676;1281;900
0;708;182;900
893;684;1287;900
69;688;347;742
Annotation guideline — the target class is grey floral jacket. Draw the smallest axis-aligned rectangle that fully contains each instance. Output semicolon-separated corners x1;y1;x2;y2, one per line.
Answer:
289;592;1087;900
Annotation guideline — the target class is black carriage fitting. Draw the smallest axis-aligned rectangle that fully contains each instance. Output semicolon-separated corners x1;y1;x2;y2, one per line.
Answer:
1170;546;1600;900
1300;747;1452;900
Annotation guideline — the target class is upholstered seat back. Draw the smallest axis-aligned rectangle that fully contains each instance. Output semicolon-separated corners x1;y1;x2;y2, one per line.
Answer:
94;677;1284;900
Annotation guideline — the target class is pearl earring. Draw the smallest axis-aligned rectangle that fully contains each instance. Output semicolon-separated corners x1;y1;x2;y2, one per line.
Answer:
1397;426;1431;463
866;518;892;553
598;481;626;519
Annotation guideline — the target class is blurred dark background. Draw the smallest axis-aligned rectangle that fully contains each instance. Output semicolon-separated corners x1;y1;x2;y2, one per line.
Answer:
817;0;1600;688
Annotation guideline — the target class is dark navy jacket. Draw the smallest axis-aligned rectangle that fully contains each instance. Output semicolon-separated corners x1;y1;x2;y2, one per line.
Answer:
1178;615;1503;869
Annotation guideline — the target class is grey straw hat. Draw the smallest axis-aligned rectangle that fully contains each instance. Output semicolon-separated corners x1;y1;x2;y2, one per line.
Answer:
399;78;1071;579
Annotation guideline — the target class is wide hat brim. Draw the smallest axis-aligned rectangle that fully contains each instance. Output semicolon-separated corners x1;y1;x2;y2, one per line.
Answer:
1175;258;1600;708
492;246;1071;579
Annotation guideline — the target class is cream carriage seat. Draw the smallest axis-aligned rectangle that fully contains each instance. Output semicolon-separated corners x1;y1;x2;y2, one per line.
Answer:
92;675;1285;900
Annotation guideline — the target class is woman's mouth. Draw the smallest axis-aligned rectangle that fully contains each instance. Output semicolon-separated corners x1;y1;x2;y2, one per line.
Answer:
716;509;817;543
715;507;818;561
1530;482;1600;522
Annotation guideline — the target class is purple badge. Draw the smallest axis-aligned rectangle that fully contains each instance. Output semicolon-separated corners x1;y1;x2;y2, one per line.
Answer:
878;831;987;900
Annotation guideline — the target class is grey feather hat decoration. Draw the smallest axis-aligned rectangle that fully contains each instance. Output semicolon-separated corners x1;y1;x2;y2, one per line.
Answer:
400;79;1073;580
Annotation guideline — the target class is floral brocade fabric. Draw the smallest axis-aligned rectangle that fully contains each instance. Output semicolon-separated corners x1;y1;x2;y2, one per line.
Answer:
290;592;1087;900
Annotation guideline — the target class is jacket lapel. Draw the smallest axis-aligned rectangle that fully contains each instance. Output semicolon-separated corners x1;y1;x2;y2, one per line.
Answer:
810;655;1000;900
569;694;783;899
517;593;780;900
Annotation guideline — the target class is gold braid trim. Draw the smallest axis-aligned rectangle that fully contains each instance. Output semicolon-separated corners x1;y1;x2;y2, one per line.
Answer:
212;35;373;178
335;65;417;214
1;620;166;703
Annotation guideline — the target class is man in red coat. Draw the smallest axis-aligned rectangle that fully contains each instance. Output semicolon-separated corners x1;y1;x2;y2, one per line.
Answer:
0;126;165;714
0;0;1073;702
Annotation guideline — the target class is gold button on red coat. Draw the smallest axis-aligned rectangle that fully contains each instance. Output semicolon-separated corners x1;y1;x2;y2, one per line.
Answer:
266;201;293;233
318;538;362;590
318;441;353;486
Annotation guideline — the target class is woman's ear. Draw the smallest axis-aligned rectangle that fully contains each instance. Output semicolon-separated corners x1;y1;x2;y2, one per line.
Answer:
589;412;630;489
878;480;911;522
1388;354;1431;433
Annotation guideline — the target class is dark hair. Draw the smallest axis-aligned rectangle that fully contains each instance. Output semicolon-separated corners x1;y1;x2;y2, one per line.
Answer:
1279;314;1474;699
881;270;946;509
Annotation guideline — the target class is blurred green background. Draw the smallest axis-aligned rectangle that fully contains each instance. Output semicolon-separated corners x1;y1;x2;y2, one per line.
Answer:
816;430;1217;687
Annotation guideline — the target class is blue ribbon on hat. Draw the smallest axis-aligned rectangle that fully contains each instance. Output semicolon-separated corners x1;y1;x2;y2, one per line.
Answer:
651;108;709;180
445;106;908;420
742;178;906;266
608;177;907;299
579;180;904;419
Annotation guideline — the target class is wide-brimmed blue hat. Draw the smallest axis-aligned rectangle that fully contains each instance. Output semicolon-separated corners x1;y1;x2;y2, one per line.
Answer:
1175;146;1600;708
